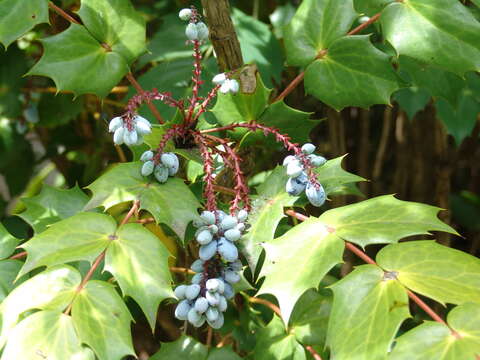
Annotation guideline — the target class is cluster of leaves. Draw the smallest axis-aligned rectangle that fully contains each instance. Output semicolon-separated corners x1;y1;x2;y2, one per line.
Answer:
0;0;479;360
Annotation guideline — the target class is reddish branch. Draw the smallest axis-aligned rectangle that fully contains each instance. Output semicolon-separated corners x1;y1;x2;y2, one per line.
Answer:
285;209;460;336
186;39;204;125
48;1;80;25
194;134;218;211
274;12;382;103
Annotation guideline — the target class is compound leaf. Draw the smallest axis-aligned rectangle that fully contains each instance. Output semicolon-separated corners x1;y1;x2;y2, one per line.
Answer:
1;310;95;360
84;162;201;240
0;265;81;348
19;212;116;276
71;280;135;360
0;45;28;118
377;241;480;306
319;195;458;248
354;0;394;16
304;36;399;110
316;155;365;196
327;265;410;360
389;303;480;359
0;0;48;48
258;217;344;324
18;184;89;234
0;223;19;259
105;223;173;330
28;24;129;97
0;260;22;302
382;0;480;76
150;335;207;360
284;0;357;67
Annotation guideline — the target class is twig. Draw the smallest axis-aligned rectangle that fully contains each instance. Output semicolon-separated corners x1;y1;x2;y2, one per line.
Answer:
9;251;27;260
170;267;195;275
48;1;81;25
305;346;323;360
125;73;164;124
206;327;213;348
347;13;381;36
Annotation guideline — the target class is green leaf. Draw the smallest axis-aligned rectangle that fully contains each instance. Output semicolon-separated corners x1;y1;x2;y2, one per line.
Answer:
258;217;345;324
382;0;480;76
316;155;366;196
232;8;283;86
0;223;19;259
28;24;129;97
304;36;399;110
85;162;200;240
327;265;410;360
253;316;306;360
71;280;135;360
398;56;466;107
377;241;480;306
18;184;89;234
354;0;394;16
211;71;271;126
105;223;173;330
0;265;81;348
240;166;296;273
269;3;296;39
77;0;146;63
19;212;116;276
319;195;458;248
0;260;22;301
389;303;480;359
0;45;28;118
284;0;357;67
1;310;95;360
0;0;48;48
37;93;84;127
150;335;208;360
436;94;480;146
289;289;332;347
208;347;243;360
393;87;431;120
259;101;316;144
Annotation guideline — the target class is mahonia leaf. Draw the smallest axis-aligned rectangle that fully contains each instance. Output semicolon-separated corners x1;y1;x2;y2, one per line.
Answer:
77;0;146;64
71;280;135;360
1;310;95;360
150;335;208;360
316;155;366;195
377;241;480;306
240;166;297;274
0;265;81;349
304;36;399;111
37;93;84;127
0;0;48;48
253;315;306;360
208;347;243;360
28;24;129;97
0;45;28;118
289;289;332;348
84;162;201;240
18;184;89;234
382;0;480;76
393;87;431;120
284;0;357;67
0;260;22;302
105;223;174;330
353;0;394;16
19;212;117;276
327;265;410;360
0;223;19;259
319;195;458;248
211;71;271;126
258;217;344;324
389;303;480;359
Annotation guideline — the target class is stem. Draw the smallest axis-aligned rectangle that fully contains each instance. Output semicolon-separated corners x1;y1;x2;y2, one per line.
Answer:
206;327;213;348
305;346;323;360
194;134;218;211
9;251;27;260
285;209;457;334
125;73;164;124
48;1;81;24
273;12;381;102
186;40;203;126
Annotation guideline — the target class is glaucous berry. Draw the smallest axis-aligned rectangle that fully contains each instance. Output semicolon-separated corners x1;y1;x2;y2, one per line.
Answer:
305;182;326;207
109;116;123;132
212;73;227;85
191;272;203;284
237;209;248;222
220;216;237;231
309;155;327;167
224;228;241;242
161;153;177;168
206;290;220;306
141;161;155;176
194;297;209;313
175;299;191;320
223;283;234;299
185;284;201;300
286;175;307;196
196;22;209;40
206;307;219;323
186;23;198;40
174;285;188;299
179;8;192;21
199;240;217;261
113;127;125;145
286;160;303;177
218;295;227;312
301;143;316;154
196;229;213;245
190;259;204;273
283;155;297;166
208;312;224;329
140;150;154;162
134;116;152;135
200;210;216;225
224;269;240;284
123;129;138;146
218;237;238;262
154;165;169;183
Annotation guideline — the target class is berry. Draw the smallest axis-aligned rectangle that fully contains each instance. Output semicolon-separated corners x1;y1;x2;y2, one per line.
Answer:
301;143;316;154
212;73;227;85
305;182;326;207
218;296;227;312
196;22;209;41
310;154;327;167
207;312;224;329
223;283;234;299
174;299;191;320
206;278;224;293
187;307;202;324
174;285;188;299
218;238;238;262
199;240;218;261
237;209;248;222
191;273;203;284
196;229;213;245
161;153;178;168
190;259;204;273
179;8;192;21
185;284;201;300
206;307;219;322
286;160;303;177
140;150;154;162
286;175;307;196
220;216;237;231
283;155;297;166
200;210;216;225
224;270;241;284
194;297;209;313
134;116;152;135
141;161;155;177
224;228;241;242
123;129;138;146
113;127;125;145
154;165;169;183
206;291;220;306
109;117;123;132
186;23;198;40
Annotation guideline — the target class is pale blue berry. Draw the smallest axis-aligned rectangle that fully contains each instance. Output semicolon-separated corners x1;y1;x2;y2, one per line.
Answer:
220;216;237;231
141;161;155;177
186;23;198;40
196;229;213;245
286;160;303;177
123;129;138;146
175;299;191;320
190;259;204;273
282;155;297;166
113;127;125;145
109;116;123;132
187;307;202;324
134;116;152;135
206;307;219;322
218;295;227;312
305;182;326;207
223;283;234;299
140;150;154;162
212;73;226;85
286;176;306;196
179;8;192;21
200;210;216;225
237;209;248;222
185;284;201;300
224;270;240;284
199;240;217;261
196;22;209;41
206;291;220;306
191;273;203;284
208;312;224;329
194;297;209;313
154;165;169;183
161;153;177;168
310;155;327;167
174;285;188;299
301;143;316;154
224;228;241;242
218;238;238;262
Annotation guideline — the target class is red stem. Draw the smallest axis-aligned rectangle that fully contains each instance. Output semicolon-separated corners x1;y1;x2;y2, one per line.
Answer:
186;40;204;125
48;1;81;24
194;134;218;211
125;73;165;124
285;209;457;334
9;251;27;260
273;12;382;103
305;346;323;360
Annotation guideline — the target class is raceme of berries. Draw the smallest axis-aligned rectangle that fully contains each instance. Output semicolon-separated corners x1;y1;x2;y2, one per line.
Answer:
109;115;152;146
104;6;330;329
173;209;248;328
283;143;327;207
140;150;179;183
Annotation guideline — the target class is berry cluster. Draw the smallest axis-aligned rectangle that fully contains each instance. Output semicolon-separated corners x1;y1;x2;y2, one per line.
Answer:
179;8;209;41
213;73;240;95
173;209;248;328
283;143;327;207
109;115;152;146
140;150;179;183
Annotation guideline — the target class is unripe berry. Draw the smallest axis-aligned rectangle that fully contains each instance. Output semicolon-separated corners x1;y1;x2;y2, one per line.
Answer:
113;127;125;145
212;73;227;85
218;238;238;262
301;143;316;154
123;129;138;146
194;297;209;313
196;22;209;40
224;228;241;242
174;285;188;299
109;116;123;132
305;182;326;207
154;165;169;183
200;210;216;225
196;229;213;245
199;240;217;261
185;284;201;300
141;161;154;177
185;23;198;40
179;8;192;21
140;150;154;162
